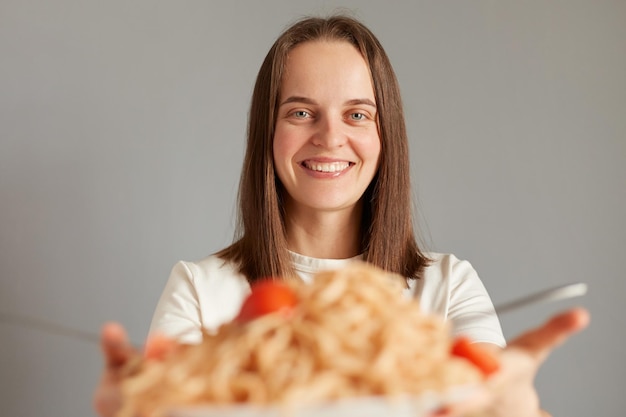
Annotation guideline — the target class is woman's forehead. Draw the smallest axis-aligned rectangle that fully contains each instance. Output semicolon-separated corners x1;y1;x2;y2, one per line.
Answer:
280;41;375;103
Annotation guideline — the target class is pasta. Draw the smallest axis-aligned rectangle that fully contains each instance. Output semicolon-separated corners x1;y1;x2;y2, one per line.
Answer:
118;262;482;417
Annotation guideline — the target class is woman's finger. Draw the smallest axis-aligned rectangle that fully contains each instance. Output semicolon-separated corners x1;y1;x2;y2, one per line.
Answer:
144;332;178;360
100;322;135;369
508;307;590;363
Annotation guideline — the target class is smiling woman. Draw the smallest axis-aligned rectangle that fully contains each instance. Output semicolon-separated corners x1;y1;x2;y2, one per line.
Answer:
216;15;427;279
93;14;589;417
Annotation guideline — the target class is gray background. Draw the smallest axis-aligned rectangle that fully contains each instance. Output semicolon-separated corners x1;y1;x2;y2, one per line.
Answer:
1;1;624;416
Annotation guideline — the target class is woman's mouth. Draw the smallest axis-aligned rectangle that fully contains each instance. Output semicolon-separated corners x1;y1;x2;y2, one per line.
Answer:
301;160;353;173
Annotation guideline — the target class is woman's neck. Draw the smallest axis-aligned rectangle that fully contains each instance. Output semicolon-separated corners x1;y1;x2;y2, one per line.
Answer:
284;204;362;260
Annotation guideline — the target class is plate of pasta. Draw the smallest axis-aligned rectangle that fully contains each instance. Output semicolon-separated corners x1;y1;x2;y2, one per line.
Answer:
166;387;480;417
117;263;495;417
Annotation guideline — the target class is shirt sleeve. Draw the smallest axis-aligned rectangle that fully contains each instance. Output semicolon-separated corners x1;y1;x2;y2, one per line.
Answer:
149;261;204;344
446;255;506;347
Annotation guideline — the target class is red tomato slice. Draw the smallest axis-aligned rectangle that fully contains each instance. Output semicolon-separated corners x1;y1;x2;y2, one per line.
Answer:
236;280;298;322
451;336;501;376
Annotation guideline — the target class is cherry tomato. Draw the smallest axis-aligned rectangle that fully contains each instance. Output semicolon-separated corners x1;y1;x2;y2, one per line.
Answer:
451;336;501;376
236;280;298;322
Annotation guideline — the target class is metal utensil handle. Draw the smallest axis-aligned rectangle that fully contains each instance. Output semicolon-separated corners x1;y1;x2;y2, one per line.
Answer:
0;311;102;344
495;282;588;314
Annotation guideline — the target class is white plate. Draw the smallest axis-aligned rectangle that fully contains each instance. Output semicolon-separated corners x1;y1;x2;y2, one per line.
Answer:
167;385;478;417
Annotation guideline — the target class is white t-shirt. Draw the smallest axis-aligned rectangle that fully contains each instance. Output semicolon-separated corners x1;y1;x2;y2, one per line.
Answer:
149;252;506;347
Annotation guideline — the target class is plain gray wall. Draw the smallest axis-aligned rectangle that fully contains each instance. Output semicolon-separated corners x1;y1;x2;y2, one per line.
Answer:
1;1;624;416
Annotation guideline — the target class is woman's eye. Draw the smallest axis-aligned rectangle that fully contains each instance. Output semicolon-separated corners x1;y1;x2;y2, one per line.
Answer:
293;110;309;118
349;112;365;121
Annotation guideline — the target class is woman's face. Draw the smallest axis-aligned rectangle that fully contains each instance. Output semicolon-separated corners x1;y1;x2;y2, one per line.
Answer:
273;40;381;215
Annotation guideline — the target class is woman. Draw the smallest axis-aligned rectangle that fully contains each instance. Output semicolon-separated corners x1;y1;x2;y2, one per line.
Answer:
94;15;588;417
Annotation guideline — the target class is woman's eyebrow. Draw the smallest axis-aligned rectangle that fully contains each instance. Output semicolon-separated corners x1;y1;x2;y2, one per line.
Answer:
280;96;317;106
345;98;377;108
280;96;377;108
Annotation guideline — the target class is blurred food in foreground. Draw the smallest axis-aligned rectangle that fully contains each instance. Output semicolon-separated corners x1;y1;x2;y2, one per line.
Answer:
117;262;496;417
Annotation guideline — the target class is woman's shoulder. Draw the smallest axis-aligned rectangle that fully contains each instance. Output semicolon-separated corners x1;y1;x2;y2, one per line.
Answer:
422;252;475;278
171;253;244;284
419;252;485;294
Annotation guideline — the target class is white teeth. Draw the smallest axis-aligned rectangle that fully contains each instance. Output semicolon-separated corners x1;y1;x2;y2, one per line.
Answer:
303;161;350;173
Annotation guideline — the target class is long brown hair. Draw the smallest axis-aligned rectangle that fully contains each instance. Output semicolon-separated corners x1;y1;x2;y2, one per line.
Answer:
217;15;430;283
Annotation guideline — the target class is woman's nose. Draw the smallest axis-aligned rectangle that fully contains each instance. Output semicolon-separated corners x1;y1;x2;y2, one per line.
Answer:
311;117;346;148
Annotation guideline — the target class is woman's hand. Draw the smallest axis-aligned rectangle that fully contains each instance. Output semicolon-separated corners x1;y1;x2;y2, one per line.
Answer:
487;307;590;417
441;307;590;417
93;323;176;417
